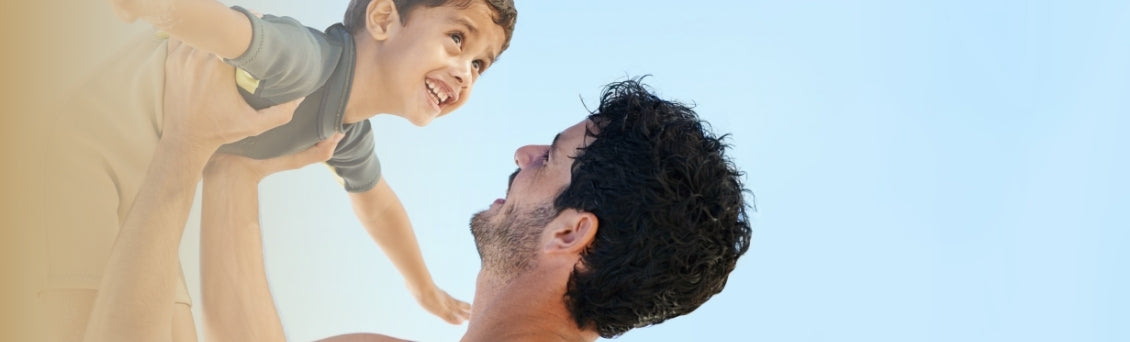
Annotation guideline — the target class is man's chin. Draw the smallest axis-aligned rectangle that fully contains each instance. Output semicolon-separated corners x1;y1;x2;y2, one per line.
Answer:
469;210;491;236
468;210;493;262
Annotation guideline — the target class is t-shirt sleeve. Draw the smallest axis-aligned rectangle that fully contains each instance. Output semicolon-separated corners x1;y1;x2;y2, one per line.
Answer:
224;6;338;103
327;120;382;193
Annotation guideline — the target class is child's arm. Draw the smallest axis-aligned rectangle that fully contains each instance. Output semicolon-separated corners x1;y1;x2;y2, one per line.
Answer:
348;178;473;325
107;0;252;59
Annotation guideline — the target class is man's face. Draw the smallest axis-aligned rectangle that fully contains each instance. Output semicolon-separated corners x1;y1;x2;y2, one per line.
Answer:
470;120;597;275
369;1;505;126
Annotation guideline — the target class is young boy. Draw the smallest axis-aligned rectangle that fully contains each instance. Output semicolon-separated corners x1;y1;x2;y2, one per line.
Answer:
41;0;515;338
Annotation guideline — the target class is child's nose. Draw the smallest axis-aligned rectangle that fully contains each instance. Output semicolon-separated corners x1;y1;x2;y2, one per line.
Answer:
451;60;473;86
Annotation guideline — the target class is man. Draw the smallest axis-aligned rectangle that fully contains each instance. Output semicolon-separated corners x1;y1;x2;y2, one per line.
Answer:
86;42;753;341
204;72;754;340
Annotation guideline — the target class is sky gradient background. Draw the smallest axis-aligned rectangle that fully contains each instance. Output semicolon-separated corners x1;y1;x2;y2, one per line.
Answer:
11;0;1124;341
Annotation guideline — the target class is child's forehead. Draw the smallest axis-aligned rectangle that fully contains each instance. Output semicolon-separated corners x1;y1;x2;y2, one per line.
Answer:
410;2;508;56
407;1;495;20
411;2;502;29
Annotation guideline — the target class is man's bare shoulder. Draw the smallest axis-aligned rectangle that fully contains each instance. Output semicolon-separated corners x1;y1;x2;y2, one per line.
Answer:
317;333;413;342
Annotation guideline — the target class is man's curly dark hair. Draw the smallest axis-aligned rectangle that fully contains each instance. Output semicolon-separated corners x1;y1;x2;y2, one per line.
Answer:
554;79;753;338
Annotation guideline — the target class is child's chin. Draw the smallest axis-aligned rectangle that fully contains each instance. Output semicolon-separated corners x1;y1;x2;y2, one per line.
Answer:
408;114;433;127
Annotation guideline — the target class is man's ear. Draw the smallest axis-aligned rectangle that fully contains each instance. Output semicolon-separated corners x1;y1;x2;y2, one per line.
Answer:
548;210;599;254
365;0;400;41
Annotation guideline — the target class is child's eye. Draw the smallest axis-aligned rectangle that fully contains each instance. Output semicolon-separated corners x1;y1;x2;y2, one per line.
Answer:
450;33;464;47
472;60;484;72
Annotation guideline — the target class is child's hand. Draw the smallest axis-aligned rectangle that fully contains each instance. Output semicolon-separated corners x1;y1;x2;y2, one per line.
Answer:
410;284;471;324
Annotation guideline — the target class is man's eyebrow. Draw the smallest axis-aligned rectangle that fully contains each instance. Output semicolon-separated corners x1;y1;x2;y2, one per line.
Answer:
549;133;562;161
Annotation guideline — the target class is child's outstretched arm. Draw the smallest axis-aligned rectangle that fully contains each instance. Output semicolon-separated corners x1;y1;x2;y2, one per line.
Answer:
106;0;252;59
348;178;473;325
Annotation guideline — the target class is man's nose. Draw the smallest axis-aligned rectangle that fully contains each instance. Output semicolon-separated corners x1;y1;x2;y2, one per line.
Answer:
514;144;548;169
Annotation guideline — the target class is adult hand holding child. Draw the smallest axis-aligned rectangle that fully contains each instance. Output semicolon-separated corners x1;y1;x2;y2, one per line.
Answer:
161;38;302;154
81;40;302;342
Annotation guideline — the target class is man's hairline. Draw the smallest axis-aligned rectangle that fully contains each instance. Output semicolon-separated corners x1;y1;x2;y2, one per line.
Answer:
548;118;603;215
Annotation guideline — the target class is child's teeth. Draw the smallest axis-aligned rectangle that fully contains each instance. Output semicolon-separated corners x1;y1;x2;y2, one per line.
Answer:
425;80;454;105
425;82;439;104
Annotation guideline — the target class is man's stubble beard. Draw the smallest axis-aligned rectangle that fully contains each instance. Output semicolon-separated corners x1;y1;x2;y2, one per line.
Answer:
469;203;558;281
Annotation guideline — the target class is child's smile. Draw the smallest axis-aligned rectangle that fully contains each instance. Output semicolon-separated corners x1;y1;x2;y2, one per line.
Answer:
425;77;458;112
351;1;507;127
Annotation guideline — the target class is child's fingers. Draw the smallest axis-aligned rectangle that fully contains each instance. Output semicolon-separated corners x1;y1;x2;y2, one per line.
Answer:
458;300;471;318
444;312;464;325
455;299;471;322
445;295;471;324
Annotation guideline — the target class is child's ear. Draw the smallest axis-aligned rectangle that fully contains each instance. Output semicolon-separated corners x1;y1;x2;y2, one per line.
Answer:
365;0;400;41
547;210;599;254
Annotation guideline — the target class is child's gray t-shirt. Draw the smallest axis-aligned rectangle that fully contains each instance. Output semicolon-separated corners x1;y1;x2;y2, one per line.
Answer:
217;7;380;192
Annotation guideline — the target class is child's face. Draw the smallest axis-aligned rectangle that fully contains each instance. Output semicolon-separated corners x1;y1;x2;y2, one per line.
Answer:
374;2;506;126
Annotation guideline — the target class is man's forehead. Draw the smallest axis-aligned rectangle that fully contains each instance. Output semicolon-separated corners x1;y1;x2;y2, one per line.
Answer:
563;119;594;139
551;119;596;159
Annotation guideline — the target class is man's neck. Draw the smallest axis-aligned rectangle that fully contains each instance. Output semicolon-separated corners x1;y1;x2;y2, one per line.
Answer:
462;262;598;342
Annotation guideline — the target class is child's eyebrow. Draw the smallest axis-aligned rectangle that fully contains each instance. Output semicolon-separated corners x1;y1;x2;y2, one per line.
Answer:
451;17;479;35
487;51;499;68
450;16;500;66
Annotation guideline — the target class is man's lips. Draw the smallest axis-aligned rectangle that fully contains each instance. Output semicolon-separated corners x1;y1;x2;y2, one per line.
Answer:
505;168;519;198
493;169;519;207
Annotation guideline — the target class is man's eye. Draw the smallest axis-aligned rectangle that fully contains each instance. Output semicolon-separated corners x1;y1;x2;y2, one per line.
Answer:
542;150;550;163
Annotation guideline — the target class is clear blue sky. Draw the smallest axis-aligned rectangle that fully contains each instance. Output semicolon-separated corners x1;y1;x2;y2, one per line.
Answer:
173;1;1129;341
